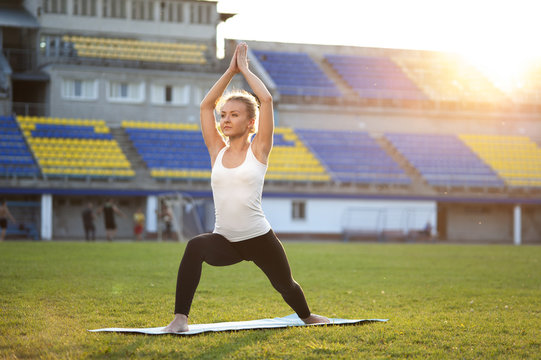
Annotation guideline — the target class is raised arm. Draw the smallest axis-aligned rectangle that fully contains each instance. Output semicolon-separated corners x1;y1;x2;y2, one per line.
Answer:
5;206;15;223
113;205;125;218
200;45;240;162
236;43;274;163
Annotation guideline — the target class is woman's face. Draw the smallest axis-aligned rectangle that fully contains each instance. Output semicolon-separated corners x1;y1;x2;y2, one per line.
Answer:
219;100;254;138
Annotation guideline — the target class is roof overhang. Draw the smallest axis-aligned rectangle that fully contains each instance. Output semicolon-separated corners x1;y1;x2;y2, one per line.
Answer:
0;5;39;29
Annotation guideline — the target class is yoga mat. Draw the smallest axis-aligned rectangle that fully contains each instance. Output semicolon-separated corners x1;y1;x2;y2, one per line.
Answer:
89;314;388;336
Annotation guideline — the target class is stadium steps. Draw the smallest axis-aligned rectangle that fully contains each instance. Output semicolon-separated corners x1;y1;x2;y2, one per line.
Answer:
109;127;152;183
374;135;431;192
318;56;359;102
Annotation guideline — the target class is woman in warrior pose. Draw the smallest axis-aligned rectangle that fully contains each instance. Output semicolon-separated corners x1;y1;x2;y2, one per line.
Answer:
164;42;329;332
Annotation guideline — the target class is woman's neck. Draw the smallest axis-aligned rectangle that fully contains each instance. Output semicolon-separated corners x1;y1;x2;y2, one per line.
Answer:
227;135;251;152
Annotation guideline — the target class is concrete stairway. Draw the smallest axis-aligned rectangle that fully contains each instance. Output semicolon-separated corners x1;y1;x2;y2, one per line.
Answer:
110;127;153;184
373;134;433;193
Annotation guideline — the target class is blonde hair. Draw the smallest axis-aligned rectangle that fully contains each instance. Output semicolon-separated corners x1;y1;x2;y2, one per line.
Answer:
216;90;260;134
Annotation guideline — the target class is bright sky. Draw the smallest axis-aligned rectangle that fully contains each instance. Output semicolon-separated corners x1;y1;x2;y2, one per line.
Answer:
216;0;541;91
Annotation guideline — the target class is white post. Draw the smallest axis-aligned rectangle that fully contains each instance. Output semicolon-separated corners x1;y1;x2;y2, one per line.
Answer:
41;194;53;241
146;195;158;233
513;204;522;246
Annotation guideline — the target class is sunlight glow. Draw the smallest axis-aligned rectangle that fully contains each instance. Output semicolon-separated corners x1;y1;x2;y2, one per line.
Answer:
217;0;541;94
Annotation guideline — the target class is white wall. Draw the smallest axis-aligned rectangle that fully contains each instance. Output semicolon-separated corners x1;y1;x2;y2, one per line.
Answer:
445;204;512;243
262;196;436;235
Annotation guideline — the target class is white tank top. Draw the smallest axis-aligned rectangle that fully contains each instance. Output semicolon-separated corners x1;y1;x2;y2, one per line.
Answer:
211;144;271;242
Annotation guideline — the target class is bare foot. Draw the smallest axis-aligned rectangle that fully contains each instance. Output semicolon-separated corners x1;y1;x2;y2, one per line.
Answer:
301;314;331;325
163;314;189;333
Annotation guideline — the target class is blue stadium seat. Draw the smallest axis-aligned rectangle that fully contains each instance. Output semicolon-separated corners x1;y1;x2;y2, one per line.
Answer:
296;129;411;185
325;54;427;101
126;127;211;178
0;115;40;178
253;50;342;98
385;133;505;187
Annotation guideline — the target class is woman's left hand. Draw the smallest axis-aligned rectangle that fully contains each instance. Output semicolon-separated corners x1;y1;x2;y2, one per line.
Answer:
236;42;249;72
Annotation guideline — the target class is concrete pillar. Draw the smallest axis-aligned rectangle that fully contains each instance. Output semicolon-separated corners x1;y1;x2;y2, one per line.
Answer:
41;194;53;240
96;0;103;18
146;195;158;232
513;204;522;245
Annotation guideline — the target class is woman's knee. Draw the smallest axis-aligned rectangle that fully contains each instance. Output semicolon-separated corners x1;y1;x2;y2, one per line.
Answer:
184;234;211;257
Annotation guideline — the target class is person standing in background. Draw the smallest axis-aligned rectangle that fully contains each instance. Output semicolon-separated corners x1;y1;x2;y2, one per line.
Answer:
0;199;16;242
159;200;174;241
81;202;96;241
97;198;125;241
133;207;145;241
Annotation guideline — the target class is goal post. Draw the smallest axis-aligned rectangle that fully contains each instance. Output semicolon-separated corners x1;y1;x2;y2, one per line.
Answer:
156;193;206;242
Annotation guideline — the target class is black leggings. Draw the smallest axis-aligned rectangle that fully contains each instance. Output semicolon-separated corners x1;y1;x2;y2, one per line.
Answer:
174;229;311;319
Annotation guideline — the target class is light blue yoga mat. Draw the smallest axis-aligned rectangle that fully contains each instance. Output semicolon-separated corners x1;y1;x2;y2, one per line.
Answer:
89;314;388;335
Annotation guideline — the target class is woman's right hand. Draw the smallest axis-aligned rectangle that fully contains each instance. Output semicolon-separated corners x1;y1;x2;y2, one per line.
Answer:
228;44;241;74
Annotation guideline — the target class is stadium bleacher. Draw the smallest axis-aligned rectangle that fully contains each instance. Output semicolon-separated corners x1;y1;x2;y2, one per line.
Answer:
325;54;427;101
123;121;210;180
460;134;541;187
297;129;410;185
267;128;330;182
385;133;505;188
252;50;342;97
7;115;540;189
18;116;134;179
391;53;508;104
123;121;330;182
63;35;208;65
0;115;40;178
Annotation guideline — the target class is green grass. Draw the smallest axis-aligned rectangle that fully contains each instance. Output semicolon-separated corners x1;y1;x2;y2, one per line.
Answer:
1;241;540;359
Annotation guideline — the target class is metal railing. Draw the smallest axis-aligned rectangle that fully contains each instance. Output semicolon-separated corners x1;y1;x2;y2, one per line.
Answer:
12;102;49;117
2;49;38;73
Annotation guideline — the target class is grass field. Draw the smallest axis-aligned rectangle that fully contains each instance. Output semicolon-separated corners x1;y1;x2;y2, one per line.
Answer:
1;240;540;359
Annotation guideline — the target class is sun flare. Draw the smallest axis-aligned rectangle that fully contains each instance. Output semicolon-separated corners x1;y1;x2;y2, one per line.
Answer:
459;46;541;93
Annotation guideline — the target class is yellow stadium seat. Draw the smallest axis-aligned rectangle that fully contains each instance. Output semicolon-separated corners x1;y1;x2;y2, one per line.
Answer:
460;134;541;187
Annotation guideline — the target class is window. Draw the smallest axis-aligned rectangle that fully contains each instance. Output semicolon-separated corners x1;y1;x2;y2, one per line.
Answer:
107;81;145;103
160;1;184;22
193;86;205;105
103;0;127;18
190;3;213;24
190;3;201;24
43;0;67;14
40;35;74;57
133;0;154;20
73;0;97;16
61;78;98;100
151;84;189;105
165;86;173;103
292;200;306;220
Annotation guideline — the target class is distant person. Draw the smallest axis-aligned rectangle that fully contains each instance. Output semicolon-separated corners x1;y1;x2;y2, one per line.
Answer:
159;201;173;241
0;199;16;242
164;43;329;332
81;202;96;241
133;207;145;241
421;221;433;238
97;198;125;241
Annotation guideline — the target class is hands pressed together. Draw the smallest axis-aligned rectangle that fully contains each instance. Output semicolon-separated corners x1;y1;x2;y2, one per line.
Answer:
228;42;249;74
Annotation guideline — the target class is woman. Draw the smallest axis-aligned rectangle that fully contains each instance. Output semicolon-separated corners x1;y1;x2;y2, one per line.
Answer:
164;43;329;332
